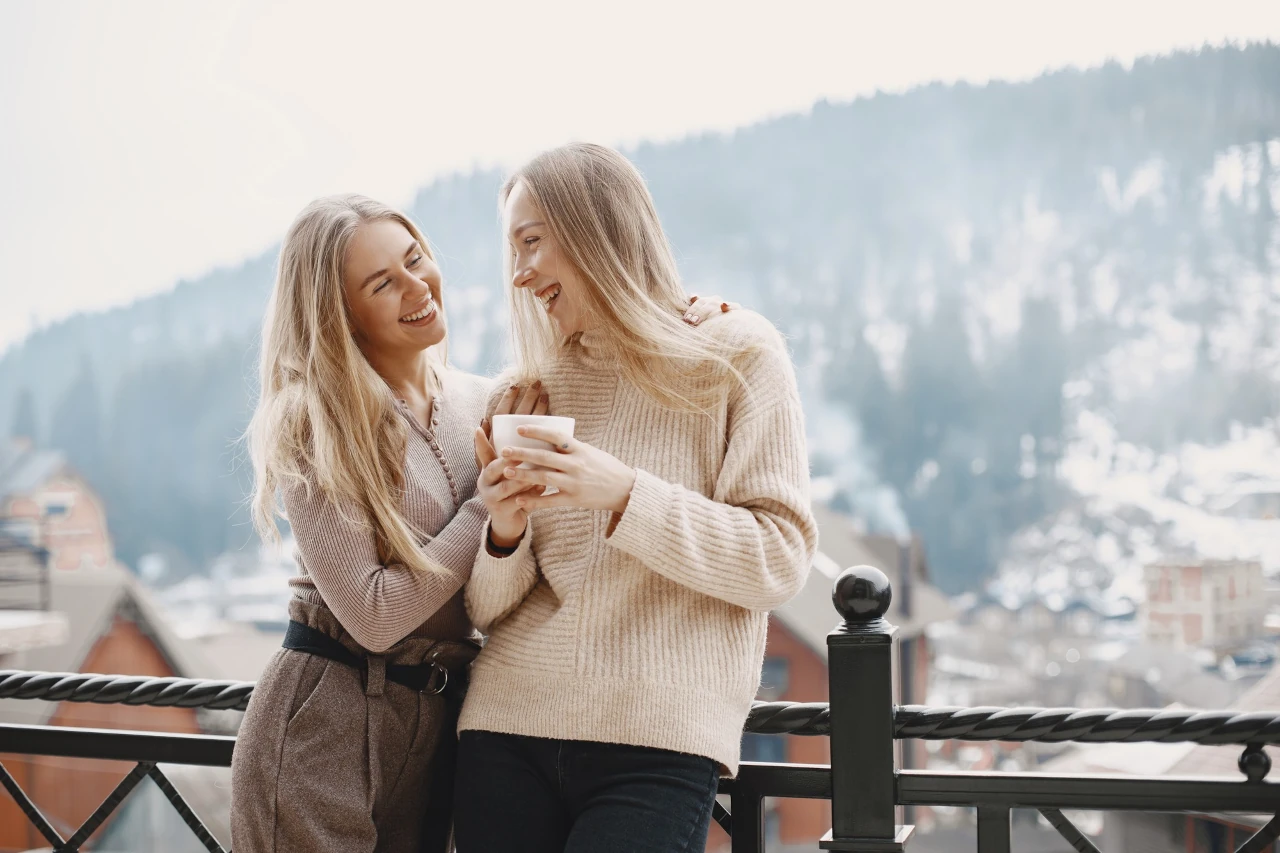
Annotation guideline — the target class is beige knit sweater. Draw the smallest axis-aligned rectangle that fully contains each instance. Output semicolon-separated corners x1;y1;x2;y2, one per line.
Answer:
284;368;491;653
460;310;818;775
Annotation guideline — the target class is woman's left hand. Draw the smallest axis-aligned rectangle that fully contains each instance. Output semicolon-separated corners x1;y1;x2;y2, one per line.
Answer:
498;424;636;515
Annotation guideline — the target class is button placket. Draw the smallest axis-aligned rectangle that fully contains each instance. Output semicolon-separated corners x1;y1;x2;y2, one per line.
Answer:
427;398;460;509
398;394;460;509
430;436;461;508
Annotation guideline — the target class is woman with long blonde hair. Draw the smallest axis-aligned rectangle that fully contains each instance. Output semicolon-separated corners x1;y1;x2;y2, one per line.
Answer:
230;194;545;852
454;144;819;853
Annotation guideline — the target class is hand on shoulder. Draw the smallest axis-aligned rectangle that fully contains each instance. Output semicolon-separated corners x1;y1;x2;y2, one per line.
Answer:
682;294;740;327
684;299;786;355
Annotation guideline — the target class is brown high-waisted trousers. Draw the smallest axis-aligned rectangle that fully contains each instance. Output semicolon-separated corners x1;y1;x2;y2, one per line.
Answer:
230;598;478;853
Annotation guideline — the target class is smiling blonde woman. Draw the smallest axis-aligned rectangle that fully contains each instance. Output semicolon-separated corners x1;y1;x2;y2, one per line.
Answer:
230;194;545;853
454;144;818;853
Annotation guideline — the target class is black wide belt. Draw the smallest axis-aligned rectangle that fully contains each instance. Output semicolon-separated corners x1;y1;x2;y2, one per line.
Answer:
283;619;454;695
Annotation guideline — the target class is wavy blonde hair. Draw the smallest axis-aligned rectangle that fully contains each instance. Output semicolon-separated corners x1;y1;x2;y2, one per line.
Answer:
248;194;449;574
503;143;754;412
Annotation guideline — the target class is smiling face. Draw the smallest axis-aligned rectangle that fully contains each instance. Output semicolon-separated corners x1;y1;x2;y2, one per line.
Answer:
341;218;445;360
504;180;591;338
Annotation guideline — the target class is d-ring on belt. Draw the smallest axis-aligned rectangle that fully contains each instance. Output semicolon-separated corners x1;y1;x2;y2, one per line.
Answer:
282;619;450;694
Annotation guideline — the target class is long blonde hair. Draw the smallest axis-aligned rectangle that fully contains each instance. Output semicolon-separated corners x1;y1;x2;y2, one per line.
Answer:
503;143;753;412
248;194;449;574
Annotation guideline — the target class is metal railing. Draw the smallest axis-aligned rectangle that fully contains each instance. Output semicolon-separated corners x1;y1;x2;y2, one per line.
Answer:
0;533;52;612
1;564;1277;852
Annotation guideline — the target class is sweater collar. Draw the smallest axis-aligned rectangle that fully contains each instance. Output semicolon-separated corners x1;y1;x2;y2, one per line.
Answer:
571;327;620;368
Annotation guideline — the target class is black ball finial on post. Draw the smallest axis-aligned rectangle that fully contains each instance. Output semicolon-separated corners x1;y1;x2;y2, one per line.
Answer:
1240;743;1272;783
832;565;892;624
823;564;912;849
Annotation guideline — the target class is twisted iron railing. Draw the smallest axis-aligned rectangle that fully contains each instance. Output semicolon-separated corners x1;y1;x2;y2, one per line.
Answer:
1;565;1277;852
8;670;1277;749
0;670;254;710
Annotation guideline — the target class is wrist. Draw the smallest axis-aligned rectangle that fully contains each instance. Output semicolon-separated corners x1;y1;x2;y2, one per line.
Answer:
488;523;525;552
610;467;637;516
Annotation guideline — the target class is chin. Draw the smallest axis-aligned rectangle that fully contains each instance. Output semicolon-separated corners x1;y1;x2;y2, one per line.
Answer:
551;314;579;338
400;328;446;351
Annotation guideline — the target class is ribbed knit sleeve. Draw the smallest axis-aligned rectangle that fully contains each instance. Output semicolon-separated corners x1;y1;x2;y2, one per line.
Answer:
605;323;817;611
465;517;540;634
284;481;486;653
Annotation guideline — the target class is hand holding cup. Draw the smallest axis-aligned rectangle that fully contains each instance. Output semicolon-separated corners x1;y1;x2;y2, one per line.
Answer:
498;424;636;517
474;382;549;549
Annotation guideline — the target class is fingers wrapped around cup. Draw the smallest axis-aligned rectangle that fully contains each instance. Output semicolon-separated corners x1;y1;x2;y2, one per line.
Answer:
516;424;574;452
490;416;575;469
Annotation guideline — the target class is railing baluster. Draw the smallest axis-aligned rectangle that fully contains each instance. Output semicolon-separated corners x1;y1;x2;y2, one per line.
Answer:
729;781;764;853
711;799;733;838
60;760;152;852
1039;808;1102;853
0;760;65;848
145;764;228;853
976;807;1011;853
1236;814;1280;853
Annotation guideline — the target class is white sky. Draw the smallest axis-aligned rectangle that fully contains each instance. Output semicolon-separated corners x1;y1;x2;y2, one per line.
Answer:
1;0;1277;352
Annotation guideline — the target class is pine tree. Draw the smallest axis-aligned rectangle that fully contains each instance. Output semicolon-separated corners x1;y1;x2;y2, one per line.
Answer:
825;325;897;458
1257;137;1275;272
10;388;38;442
49;355;106;484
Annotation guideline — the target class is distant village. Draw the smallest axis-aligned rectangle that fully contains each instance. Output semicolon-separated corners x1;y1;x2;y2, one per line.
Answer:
1;433;1275;852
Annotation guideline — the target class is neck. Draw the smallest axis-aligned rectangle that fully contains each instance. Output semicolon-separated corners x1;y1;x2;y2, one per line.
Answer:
366;348;438;402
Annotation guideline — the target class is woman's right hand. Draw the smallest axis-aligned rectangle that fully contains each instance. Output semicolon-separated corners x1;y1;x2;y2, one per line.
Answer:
474;382;547;551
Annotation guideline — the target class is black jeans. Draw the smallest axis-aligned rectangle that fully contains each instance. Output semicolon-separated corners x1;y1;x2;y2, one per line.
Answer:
453;730;720;853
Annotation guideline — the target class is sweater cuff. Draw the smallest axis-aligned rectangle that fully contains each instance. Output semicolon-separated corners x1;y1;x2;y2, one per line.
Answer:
605;467;674;557
473;517;537;585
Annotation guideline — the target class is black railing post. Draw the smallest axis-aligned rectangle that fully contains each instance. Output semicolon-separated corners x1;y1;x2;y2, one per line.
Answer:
821;565;914;851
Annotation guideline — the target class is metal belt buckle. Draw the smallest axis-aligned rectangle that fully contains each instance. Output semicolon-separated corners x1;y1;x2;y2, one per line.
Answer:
423;660;449;695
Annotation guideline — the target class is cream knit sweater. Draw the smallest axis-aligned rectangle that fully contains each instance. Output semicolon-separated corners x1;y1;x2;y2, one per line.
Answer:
459;310;818;775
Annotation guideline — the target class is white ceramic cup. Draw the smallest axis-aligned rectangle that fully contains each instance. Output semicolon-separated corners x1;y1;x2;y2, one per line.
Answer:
490;414;576;470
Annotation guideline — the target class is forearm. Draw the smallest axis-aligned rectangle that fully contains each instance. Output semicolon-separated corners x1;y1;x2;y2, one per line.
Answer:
289;491;485;652
465;518;540;633
606;464;815;611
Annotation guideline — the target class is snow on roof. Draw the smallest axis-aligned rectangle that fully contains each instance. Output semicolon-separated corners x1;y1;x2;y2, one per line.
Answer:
0;444;67;502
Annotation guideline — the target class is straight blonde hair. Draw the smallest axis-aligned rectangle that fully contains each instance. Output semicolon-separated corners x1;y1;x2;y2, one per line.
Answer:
502;143;754;412
248;194;449;574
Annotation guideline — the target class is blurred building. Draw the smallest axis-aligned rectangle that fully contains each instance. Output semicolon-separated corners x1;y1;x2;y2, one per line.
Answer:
0;438;114;573
0;438;224;851
0;438;85;664
0;562;219;851
1144;558;1266;652
151;540;296;636
0;533;67;660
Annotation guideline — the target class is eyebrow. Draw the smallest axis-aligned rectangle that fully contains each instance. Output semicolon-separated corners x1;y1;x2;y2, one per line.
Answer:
359;241;421;290
511;220;545;240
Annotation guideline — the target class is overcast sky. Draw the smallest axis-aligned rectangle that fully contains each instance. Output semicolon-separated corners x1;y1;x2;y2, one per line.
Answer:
1;0;1277;352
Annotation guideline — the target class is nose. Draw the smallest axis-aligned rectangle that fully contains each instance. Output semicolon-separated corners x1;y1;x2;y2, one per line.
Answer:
512;264;535;290
407;273;432;301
